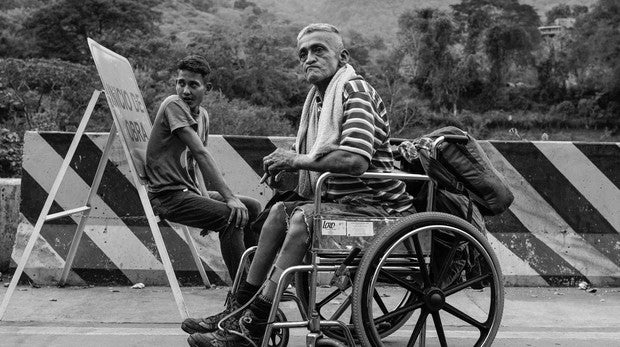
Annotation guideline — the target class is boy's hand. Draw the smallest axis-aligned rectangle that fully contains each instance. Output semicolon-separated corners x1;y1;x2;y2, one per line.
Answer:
226;196;248;229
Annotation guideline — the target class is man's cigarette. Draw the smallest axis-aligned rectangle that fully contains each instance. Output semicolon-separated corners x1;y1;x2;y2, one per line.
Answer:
259;172;269;184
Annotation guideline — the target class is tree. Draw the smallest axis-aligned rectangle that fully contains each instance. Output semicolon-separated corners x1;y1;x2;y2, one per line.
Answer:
396;8;472;112
345;30;386;67
545;4;589;25
185;12;305;110
545;4;572;25
485;24;534;87
568;0;620;113
0;58;103;131
0;6;38;59
452;0;541;89
572;0;620;67
22;0;161;63
364;48;417;134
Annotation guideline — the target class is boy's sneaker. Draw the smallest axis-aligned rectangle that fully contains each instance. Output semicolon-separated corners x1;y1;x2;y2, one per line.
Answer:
181;300;240;334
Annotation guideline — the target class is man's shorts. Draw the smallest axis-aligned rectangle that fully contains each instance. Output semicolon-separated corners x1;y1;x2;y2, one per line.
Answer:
278;196;415;245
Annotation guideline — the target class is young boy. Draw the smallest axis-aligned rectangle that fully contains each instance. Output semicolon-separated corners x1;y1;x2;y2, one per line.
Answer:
145;55;261;281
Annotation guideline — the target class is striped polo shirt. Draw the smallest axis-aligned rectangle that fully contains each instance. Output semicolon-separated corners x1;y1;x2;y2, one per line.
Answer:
323;78;414;213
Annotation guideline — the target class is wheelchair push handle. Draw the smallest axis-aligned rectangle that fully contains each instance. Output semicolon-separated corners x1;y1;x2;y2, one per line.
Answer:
438;133;469;145
429;133;469;158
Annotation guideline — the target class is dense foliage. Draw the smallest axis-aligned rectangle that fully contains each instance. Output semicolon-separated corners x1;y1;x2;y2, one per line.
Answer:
0;0;618;177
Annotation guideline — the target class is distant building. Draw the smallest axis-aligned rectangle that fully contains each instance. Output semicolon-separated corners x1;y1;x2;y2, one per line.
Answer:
538;18;576;38
539;26;562;37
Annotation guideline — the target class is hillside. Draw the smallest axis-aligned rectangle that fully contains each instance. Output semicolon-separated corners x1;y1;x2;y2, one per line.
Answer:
1;0;616;145
2;0;599;44
250;0;598;42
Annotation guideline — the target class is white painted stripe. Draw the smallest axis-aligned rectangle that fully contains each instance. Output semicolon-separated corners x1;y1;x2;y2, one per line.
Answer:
23;134;164;279
209;135;271;206
11;220;86;285
485;234;547;284
388;329;620;340
479;142;620;277
2;326;619;340
87;132;136;186
0;326;185;336
534;142;620;231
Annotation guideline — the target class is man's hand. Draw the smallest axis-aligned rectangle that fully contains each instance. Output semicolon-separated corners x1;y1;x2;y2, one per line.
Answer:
260;171;286;188
263;148;297;174
226;196;249;229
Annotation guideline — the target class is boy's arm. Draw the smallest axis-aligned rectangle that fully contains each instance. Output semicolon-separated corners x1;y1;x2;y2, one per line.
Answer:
175;126;248;229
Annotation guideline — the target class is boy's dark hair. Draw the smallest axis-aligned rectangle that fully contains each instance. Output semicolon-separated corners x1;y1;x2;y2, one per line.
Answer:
177;55;211;78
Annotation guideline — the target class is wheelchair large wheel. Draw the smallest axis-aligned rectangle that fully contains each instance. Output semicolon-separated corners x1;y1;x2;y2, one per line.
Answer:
352;212;504;347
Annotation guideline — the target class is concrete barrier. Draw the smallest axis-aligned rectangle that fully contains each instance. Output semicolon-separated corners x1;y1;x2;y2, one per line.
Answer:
1;178;20;273
10;131;620;286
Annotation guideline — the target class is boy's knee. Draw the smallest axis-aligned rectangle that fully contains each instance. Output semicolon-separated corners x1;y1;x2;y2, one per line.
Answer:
218;225;242;241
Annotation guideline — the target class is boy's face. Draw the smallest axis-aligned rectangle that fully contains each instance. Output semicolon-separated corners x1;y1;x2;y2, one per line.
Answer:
175;69;206;112
297;31;345;85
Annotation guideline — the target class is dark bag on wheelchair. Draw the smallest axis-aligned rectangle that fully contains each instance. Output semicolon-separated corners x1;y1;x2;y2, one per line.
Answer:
413;180;491;288
399;126;514;216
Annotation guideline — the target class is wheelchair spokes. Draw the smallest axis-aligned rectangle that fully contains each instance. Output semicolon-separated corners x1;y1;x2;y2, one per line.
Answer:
352;212;504;347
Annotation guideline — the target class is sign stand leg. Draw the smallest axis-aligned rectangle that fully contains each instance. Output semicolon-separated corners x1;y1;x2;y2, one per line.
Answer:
137;186;189;318
59;122;117;286
165;221;211;289
0;90;101;321
180;224;212;289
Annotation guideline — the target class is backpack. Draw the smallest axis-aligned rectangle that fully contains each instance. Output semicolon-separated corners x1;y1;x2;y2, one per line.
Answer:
398;126;514;216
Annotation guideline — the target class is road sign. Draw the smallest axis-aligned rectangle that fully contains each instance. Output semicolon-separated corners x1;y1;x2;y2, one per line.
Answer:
88;39;151;179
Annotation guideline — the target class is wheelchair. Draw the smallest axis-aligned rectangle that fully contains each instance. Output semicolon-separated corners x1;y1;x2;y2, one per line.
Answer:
231;134;504;347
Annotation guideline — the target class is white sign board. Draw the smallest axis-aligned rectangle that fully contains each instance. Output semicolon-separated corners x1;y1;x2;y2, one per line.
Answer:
87;38;151;179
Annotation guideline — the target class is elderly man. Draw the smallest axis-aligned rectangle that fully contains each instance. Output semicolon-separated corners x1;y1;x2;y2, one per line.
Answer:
146;55;261;281
184;24;414;347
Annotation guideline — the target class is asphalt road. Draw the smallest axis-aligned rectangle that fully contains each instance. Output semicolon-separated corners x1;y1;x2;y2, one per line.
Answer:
1;285;619;346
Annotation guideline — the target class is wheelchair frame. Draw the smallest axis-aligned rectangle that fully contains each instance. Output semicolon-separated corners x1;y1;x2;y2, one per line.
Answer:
234;135;504;347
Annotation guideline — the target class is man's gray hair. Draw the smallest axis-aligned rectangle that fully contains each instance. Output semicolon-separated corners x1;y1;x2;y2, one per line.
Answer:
297;23;345;51
297;23;341;41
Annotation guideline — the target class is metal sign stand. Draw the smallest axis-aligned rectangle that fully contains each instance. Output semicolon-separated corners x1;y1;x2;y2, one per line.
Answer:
0;89;210;321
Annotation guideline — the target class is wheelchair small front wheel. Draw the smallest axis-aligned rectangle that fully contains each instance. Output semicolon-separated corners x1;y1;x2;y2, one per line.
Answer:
266;308;289;347
352;212;504;347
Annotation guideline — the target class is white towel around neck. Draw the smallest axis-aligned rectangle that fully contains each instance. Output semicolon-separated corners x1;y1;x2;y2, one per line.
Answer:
295;64;358;198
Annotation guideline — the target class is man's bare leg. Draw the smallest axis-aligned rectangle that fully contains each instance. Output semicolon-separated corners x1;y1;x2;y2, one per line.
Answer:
246;202;289;286
260;209;309;299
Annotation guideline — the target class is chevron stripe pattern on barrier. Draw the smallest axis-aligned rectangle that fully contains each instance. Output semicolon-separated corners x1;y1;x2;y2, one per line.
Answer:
15;132;281;286
14;132;620;286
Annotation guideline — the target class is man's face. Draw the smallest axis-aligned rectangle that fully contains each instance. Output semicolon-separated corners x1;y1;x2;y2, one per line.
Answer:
297;31;344;85
175;69;206;112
